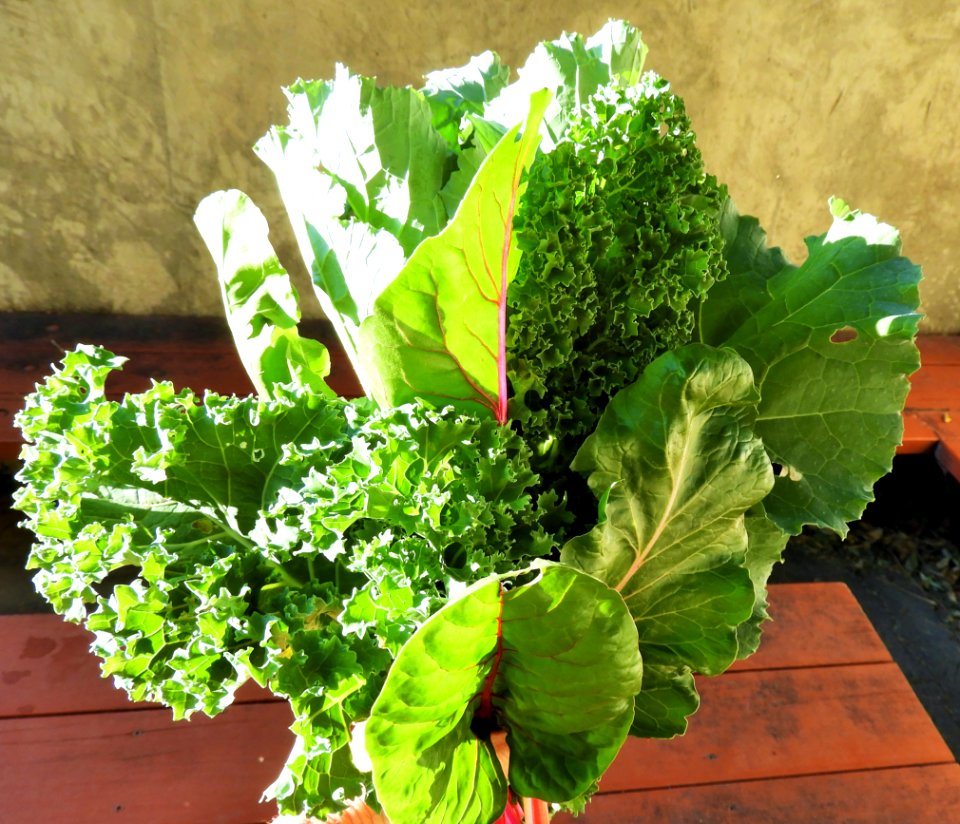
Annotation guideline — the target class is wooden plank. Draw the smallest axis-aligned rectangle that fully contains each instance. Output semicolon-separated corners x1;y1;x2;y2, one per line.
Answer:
2;584;883;717
731;582;891;672
917;334;960;365
557;764;960;823
0;613;275;718
600;663;954;792
0;312;363;461
907;363;960;410
4;320;960;470
899;411;938;453
0;701;294;824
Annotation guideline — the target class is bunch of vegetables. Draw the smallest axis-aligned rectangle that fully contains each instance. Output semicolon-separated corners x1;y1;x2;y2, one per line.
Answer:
14;20;921;824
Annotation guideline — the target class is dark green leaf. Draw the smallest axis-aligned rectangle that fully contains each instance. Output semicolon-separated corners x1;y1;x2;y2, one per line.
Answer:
562;344;773;733
423;51;510;148
366;564;641;823
699;202;922;535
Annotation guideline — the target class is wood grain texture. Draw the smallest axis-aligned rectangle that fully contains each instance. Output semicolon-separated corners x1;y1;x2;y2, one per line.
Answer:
556;764;960;823
900;411;939;453
0;701;294;824
914;334;960;365
730;582;891;672
2;319;958;470
0;613;275;718
2;583;886;717
0;583;957;822
600;662;954;793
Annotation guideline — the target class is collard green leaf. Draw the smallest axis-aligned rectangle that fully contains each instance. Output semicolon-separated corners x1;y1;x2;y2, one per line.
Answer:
699;202;922;535
561;344;773;736
194;189;333;399
629;663;700;739
254;67;449;388
366;564;641;823
485;20;648;149
423;51;510;148
357;90;549;423
264;68;449;255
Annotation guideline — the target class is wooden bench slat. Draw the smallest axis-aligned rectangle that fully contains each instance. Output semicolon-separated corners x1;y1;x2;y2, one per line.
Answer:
0;613;276;718
935;437;960;482
907;362;960;410
2;318;959;472
730;582;891;672
3;584;889;718
900;411;940;453
0;584;955;823
0;701;293;824
557;763;960;823
916;335;960;366
601;662;954;792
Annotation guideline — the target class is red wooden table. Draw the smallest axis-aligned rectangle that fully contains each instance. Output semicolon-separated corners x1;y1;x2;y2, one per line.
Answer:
2;315;959;821
2;315;959;477
1;583;958;823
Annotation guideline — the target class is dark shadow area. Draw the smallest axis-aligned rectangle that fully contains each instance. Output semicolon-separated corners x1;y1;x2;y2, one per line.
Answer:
0;466;48;614
773;453;960;759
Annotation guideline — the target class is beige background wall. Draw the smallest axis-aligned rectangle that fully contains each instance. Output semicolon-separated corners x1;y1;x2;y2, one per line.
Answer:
1;0;957;330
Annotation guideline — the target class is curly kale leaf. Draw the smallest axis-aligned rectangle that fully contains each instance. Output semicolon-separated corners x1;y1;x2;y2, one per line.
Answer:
506;76;729;475
14;344;564;818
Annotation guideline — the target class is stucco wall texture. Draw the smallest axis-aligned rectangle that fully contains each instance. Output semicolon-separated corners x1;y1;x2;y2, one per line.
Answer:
1;1;957;330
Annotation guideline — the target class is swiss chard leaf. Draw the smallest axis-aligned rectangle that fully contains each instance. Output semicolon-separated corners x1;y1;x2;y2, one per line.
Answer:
698;201;922;536
561;344;773;736
736;506;791;658
357;90;549;422
365;563;641;823
194;189;333;399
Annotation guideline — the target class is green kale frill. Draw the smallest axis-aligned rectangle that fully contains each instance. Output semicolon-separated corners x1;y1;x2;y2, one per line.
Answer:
507;76;729;475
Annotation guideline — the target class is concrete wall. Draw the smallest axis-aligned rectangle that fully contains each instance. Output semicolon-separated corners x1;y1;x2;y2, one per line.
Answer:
1;0;957;330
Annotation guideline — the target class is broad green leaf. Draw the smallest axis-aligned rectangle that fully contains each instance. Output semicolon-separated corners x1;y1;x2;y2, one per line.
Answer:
423;51;510;148
254;68;449;388
485;20;648;149
699;201;922;535
735;507;791;658
194;189;333;400
562;344;773;735
696;197;793;347
587;18;649;86
630;663;699;739
438;117;510;218
263;69;449;255
366;564;641;823
358;90;549;423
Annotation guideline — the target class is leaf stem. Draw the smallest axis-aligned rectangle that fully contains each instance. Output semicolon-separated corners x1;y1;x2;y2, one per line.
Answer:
523;797;550;824
264;561;306;589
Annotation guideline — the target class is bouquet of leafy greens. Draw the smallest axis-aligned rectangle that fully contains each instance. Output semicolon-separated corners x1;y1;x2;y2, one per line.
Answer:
14;20;921;824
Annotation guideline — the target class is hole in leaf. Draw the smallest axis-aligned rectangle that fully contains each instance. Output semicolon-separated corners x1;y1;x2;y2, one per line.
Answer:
830;326;858;343
772;462;804;482
93;565;141;597
443;542;467;570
